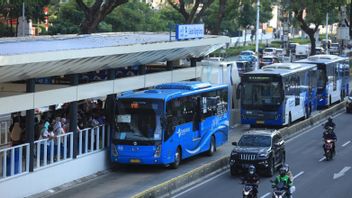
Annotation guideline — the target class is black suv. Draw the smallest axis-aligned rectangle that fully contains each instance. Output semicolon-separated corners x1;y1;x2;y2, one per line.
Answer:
229;130;285;177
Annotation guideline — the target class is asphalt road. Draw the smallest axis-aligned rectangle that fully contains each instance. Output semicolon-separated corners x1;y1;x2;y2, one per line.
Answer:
174;111;352;198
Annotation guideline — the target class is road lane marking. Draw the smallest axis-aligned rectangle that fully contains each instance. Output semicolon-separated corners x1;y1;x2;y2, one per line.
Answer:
260;192;271;198
172;170;228;198
319;157;326;162
333;166;351;180
293;171;304;180
342;141;351;147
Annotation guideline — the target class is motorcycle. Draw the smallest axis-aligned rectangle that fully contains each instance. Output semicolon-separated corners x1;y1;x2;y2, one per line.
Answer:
242;182;257;198
272;181;289;198
324;139;335;161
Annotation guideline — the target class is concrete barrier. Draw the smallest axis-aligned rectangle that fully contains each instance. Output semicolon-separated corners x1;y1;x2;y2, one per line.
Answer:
132;101;346;198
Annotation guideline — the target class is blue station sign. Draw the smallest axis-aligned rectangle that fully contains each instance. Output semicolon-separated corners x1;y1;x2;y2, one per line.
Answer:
176;24;204;40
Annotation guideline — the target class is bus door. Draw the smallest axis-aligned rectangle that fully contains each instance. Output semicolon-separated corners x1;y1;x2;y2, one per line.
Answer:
192;96;202;142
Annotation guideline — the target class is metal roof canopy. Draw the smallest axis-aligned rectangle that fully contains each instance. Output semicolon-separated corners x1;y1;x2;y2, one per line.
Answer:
0;32;230;83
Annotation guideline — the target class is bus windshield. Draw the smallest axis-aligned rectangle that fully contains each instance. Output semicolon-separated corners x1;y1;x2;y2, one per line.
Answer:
241;76;283;109
114;99;163;142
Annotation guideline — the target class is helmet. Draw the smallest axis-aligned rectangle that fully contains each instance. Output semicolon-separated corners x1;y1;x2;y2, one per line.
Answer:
328;117;333;122
283;163;289;171
248;165;256;175
279;167;287;177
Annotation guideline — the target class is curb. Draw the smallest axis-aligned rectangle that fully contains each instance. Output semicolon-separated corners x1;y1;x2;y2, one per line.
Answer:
132;101;346;198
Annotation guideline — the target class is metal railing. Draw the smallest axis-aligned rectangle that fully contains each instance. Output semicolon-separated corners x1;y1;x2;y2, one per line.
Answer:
78;125;108;157
0;121;9;146
0;143;30;180
33;132;73;170
0;124;109;180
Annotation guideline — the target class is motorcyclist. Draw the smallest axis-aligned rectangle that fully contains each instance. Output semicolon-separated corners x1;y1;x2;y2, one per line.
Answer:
324;117;336;131
283;164;293;181
323;125;337;155
272;166;293;198
242;165;260;195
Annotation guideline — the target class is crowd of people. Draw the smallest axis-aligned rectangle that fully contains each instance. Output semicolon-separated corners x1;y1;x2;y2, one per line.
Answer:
9;99;106;146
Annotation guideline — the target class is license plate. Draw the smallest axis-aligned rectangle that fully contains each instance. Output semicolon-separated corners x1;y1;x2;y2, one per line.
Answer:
242;164;250;168
256;120;264;124
130;159;140;163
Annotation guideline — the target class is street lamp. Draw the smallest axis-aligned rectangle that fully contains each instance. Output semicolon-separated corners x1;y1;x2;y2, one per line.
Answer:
255;0;260;70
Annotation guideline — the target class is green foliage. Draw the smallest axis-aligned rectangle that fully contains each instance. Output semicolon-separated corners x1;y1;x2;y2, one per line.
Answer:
105;0;170;32
47;1;82;34
203;0;241;36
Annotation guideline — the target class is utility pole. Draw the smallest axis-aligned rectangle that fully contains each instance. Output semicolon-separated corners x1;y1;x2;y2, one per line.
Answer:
22;2;25;36
326;12;329;54
255;0;260;70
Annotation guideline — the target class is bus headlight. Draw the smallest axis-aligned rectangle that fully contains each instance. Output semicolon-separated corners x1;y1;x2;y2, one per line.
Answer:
154;145;161;158
112;145;118;157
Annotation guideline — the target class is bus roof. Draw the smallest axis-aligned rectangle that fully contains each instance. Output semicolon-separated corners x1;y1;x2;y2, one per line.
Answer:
118;81;228;101
243;63;316;77
296;54;348;64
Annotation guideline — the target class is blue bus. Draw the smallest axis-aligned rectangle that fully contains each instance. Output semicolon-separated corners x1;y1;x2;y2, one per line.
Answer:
296;55;350;107
238;63;318;126
110;81;229;168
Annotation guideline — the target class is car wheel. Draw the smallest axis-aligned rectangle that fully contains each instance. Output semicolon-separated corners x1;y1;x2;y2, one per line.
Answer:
170;148;181;169
266;158;275;177
230;167;238;176
207;136;216;156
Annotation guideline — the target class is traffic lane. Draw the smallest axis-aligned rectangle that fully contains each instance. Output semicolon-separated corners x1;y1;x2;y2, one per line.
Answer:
46;126;249;198
176;112;352;198
259;112;352;197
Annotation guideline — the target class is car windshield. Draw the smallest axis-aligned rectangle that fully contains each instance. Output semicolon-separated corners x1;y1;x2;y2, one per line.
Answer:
331;44;339;48
241;76;283;109
238;135;271;147
264;49;274;52
241;52;252;56
114;99;163;141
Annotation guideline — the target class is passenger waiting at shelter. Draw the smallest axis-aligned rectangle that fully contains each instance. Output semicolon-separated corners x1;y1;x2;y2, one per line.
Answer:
10;116;23;146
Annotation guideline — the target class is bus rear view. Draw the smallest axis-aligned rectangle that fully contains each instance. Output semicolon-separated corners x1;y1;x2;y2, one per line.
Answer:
110;81;229;168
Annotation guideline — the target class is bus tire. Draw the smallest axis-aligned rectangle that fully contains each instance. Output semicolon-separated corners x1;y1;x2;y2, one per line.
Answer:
288;113;292;126
170;147;181;169
329;95;332;106
207;136;216;156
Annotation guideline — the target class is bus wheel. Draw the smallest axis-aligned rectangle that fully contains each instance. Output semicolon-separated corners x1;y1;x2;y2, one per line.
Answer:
170;147;181;169
288;113;292;126
207;136;216;156
329;95;332;106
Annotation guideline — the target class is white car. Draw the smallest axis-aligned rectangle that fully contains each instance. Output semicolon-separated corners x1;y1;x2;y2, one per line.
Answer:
263;47;277;56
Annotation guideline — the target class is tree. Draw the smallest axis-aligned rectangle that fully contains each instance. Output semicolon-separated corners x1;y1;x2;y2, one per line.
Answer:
105;0;170;32
75;0;128;34
287;0;347;55
238;0;273;45
0;0;50;37
167;0;216;24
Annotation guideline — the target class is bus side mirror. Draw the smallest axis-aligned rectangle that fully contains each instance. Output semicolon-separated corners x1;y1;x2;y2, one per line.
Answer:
160;115;167;130
232;141;237;146
236;83;242;100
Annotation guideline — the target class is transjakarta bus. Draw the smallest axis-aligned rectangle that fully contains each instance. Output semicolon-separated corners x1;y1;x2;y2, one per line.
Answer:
110;81;229;168
238;63;318;126
296;55;350;107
